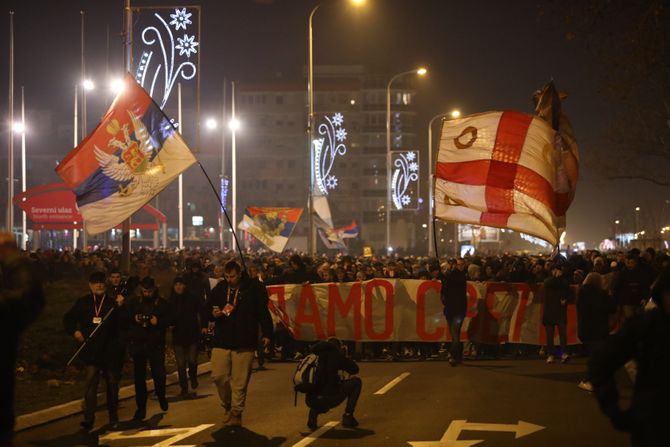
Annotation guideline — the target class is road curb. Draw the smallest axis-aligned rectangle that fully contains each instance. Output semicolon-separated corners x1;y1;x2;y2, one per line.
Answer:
15;362;212;432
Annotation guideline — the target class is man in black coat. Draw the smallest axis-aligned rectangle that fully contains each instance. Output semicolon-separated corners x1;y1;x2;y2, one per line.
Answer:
207;260;273;427
125;276;169;420
63;271;126;429
1;233;44;444
542;264;571;363
440;258;468;366
589;271;670;446
305;338;362;431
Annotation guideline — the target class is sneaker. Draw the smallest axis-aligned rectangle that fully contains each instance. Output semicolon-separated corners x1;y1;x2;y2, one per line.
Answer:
448;355;457;367
225;412;242;427
158;395;169;412
307;408;318;430
578;381;593;392
546;355;555;364
560;353;570;364
133;407;146;421
342;413;359;428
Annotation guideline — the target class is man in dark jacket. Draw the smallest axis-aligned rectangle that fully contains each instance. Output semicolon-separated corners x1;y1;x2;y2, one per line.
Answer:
125;276;169;420
589;271;670;446
542;265;571;363
168;276;203;397
63;271;126;429
441;258;468;366
305;338;362;431
207;260;273;427
1;233;44;444
614;254;652;320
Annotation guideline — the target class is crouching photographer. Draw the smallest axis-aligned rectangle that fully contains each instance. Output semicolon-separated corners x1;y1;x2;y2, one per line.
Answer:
300;337;362;431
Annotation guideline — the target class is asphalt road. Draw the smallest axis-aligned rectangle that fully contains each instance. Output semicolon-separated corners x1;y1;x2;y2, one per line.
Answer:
14;357;631;447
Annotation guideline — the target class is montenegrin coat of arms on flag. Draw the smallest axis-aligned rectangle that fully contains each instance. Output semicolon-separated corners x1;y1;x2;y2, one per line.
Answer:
56;74;196;235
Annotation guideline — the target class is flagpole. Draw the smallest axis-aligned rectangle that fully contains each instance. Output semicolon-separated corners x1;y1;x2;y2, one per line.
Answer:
80;9;88;250
178;82;184;249
120;0;131;271
7;11;15;234
231;80;237;253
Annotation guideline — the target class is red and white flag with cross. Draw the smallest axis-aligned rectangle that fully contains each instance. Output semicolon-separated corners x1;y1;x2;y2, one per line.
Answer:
434;111;575;246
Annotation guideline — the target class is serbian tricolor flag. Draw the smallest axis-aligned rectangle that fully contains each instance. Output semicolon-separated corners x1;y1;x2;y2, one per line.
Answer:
56;74;196;234
238;207;303;253
334;221;359;239
435;111;576;246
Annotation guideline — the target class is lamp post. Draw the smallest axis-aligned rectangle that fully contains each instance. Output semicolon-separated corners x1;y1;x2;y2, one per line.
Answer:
386;67;427;254
307;0;365;256
14;88;26;250
229;81;240;252
427;109;459;257
634;206;640;236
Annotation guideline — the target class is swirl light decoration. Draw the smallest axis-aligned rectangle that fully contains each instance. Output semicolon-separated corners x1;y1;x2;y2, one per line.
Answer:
314;113;348;195
135;7;198;109
391;151;420;210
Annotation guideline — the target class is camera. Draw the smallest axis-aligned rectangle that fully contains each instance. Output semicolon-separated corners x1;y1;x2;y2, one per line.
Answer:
137;314;152;328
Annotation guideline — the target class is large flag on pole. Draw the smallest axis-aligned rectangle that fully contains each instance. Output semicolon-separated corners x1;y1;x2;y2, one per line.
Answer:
56;74;196;235
238;207;303;253
434;110;577;246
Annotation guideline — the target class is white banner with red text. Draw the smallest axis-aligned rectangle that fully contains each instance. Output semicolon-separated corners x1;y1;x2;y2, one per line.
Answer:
267;279;580;345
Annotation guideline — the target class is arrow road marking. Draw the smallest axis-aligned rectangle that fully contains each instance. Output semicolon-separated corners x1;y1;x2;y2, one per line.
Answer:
408;419;544;446
374;372;411;395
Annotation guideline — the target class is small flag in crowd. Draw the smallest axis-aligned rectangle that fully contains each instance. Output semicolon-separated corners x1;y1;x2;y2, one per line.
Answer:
238;207;303;253
434;109;578;246
56;74;196;235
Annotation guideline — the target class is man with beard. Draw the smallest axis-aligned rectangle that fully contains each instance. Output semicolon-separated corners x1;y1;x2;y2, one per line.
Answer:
126;276;169;420
63;271;126;429
207;260;273;427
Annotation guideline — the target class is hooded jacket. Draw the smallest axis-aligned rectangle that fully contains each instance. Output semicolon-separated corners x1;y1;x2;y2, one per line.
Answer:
309;341;359;396
207;271;274;350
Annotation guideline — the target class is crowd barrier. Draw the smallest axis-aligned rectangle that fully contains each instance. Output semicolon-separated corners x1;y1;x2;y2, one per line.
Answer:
267;279;582;345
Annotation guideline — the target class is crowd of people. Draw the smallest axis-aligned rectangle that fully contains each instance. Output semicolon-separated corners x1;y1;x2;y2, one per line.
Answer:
4;243;670;444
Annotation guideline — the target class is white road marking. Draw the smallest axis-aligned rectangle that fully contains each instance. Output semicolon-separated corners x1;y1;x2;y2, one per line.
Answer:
374;372;410;395
291;421;339;447
408;419;545;446
99;423;215;446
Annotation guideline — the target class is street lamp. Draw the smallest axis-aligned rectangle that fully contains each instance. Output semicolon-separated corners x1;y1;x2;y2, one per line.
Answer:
386;67;427;254
427;108;459;257
634;206;640;234
307;0;366;256
205;117;217;130
229;82;240;251
13;88;26;250
109;78;124;95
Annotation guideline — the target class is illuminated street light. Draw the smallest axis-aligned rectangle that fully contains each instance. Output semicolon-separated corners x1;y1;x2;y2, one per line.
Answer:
12;121;25;134
451;109;461;119
109;78;124;94
228;118;241;131
205;117;218;130
82;79;95;91
416;67;427;76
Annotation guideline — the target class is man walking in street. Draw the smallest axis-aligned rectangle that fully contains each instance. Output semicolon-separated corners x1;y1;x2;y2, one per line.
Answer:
440;258;468;366
63;271;126;429
207;260;273;427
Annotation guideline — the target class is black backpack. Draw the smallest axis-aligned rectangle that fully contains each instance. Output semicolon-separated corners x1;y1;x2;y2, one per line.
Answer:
293;353;325;404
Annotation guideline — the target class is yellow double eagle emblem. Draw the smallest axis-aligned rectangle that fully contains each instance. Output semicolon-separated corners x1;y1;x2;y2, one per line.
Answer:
94;111;165;197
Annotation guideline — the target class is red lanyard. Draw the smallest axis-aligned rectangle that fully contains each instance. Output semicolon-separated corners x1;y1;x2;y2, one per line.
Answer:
93;294;106;317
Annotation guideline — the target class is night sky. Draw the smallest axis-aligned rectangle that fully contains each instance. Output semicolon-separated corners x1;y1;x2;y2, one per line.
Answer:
0;0;666;247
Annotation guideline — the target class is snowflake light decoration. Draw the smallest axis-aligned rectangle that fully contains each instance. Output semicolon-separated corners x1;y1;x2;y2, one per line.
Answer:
169;8;192;30
314;113;349;195
391;151;420;210
135;8;199;108
176;34;199;57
